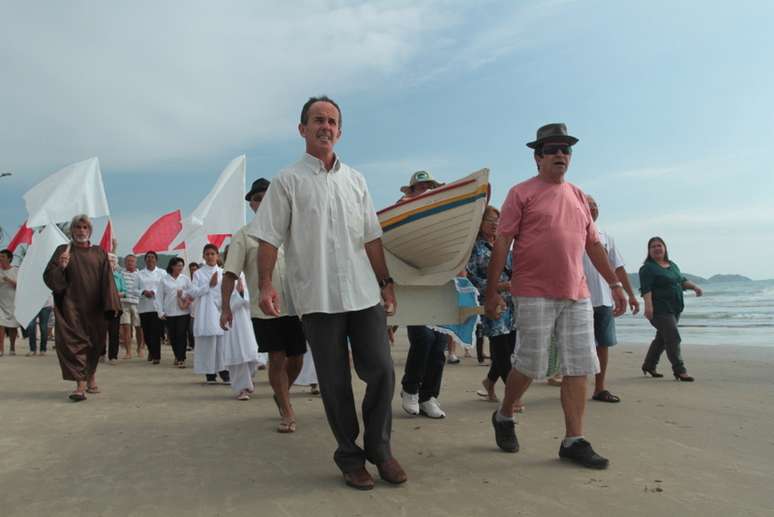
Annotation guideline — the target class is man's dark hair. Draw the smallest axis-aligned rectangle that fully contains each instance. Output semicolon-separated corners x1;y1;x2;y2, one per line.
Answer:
202;243;219;256
300;95;342;128
0;249;12;261
166;257;185;275
144;250;158;261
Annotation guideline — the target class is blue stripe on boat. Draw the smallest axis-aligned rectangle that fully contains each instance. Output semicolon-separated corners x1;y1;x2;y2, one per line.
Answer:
382;192;487;233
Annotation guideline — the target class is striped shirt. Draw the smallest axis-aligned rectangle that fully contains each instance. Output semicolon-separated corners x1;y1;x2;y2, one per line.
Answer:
121;269;141;305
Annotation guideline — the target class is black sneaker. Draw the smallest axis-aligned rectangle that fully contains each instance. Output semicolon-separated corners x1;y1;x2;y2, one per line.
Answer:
491;411;519;452
558;439;609;469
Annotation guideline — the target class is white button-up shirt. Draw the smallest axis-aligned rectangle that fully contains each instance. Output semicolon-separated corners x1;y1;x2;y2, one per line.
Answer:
583;229;625;307
223;225;295;319
248;153;383;316
137;267;167;314
158;273;192;318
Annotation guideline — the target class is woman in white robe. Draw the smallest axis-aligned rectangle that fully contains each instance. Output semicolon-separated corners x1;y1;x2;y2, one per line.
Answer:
185;245;229;384
223;273;261;400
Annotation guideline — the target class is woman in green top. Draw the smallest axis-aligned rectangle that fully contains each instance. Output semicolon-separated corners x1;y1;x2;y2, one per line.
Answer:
639;237;703;381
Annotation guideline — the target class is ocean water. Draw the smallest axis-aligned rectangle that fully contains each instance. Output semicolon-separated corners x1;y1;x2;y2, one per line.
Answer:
615;279;774;347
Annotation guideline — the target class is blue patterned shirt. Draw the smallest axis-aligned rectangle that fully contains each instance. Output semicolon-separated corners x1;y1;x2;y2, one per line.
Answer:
466;238;514;337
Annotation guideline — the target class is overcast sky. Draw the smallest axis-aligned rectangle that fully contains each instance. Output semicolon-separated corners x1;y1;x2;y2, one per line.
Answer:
1;0;772;279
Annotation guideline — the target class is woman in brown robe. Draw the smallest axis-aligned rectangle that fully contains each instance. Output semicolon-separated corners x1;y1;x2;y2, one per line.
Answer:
43;215;121;401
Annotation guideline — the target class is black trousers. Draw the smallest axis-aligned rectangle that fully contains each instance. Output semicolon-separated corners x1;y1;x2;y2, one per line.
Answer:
302;304;394;473
643;313;685;374
187;318;195;349
139;312;163;361
402;325;447;402
166;315;190;362
107;316;121;360
487;331;517;384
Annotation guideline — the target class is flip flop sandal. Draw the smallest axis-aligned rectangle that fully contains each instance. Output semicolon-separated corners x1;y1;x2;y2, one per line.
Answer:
69;392;87;402
277;420;296;433
237;391;250;401
592;390;621;403
86;386;101;394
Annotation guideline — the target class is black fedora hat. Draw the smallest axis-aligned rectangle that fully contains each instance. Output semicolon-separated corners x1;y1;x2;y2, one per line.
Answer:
245;178;270;201
526;123;579;149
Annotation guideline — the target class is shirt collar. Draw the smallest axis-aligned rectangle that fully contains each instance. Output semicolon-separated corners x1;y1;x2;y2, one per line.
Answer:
302;152;342;175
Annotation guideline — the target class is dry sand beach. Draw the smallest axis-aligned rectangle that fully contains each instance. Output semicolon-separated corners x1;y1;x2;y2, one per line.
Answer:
1;333;773;517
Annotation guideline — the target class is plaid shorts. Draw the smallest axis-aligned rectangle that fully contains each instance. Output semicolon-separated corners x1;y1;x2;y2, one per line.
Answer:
512;297;599;380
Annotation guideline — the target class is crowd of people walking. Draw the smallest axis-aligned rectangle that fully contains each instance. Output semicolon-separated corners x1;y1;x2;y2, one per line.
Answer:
0;96;706;490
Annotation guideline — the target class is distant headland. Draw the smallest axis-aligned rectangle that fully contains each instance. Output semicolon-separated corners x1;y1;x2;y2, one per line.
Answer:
628;272;753;288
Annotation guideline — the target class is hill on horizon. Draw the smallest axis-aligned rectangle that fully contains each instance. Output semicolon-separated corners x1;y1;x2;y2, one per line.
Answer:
627;272;752;289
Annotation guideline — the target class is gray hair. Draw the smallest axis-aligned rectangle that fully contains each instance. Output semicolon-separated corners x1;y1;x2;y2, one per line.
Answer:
69;214;93;237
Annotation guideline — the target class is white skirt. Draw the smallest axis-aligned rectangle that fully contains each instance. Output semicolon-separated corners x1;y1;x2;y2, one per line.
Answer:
293;349;318;386
194;335;225;374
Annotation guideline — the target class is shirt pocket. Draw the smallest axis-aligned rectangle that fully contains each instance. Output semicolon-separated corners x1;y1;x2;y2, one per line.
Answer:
338;183;365;244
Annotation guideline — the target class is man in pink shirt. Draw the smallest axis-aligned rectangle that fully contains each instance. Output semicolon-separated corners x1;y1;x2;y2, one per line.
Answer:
484;123;628;469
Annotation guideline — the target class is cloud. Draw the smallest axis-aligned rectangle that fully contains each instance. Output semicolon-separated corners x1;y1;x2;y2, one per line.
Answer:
0;1;577;181
0;1;457;178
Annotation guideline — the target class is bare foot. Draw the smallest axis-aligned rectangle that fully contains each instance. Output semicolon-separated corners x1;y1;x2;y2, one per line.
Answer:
476;378;498;402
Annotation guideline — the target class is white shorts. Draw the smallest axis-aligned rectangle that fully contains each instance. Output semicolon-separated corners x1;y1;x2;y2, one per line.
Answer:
120;303;141;326
512;297;599;380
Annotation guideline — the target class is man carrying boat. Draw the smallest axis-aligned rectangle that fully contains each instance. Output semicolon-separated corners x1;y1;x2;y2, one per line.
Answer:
396;171;450;419
250;95;406;490
485;123;628;469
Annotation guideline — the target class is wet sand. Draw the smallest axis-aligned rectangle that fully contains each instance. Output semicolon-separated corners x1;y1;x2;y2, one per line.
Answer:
1;334;773;517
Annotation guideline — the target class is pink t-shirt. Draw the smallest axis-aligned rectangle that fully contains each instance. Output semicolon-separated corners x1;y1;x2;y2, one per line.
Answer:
498;176;599;300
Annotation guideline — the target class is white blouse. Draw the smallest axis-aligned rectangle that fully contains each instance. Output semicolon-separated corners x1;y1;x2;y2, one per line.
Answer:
137;267;167;314
159;273;192;318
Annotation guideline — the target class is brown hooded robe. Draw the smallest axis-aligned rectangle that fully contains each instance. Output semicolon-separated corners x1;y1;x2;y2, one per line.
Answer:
43;243;121;381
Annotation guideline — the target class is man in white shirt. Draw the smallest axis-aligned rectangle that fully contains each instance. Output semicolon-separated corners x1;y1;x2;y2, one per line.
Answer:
137;251;167;364
221;177;306;432
582;196;639;403
250;96;405;490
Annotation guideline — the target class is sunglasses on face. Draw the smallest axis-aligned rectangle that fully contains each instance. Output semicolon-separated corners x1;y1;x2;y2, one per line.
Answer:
541;144;572;156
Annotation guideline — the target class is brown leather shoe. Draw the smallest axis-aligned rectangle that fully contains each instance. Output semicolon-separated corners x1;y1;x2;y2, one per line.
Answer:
343;467;374;490
377;457;407;485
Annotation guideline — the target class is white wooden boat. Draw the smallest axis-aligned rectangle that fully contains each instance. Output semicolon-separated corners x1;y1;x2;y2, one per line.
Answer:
377;168;489;287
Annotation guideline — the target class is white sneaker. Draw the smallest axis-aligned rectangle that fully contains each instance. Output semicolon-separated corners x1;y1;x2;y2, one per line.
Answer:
401;390;420;415
447;354;460;364
419;397;446;419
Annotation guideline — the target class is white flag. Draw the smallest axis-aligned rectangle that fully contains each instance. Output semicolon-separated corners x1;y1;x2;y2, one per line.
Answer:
24;157;110;228
14;224;69;327
171;155;246;252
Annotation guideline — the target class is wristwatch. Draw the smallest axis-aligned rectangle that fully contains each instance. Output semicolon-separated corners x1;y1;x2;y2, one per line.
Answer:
378;276;395;289
609;281;623;289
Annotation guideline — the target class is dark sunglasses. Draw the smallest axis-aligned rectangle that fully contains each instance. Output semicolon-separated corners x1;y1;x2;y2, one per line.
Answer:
541;144;572;156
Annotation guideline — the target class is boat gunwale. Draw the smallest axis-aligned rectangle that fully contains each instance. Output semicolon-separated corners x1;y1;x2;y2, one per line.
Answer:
376;178;478;216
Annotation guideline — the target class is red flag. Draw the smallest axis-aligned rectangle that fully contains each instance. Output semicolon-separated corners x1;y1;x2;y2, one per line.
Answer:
207;234;231;248
99;219;113;253
7;221;34;252
133;210;183;254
